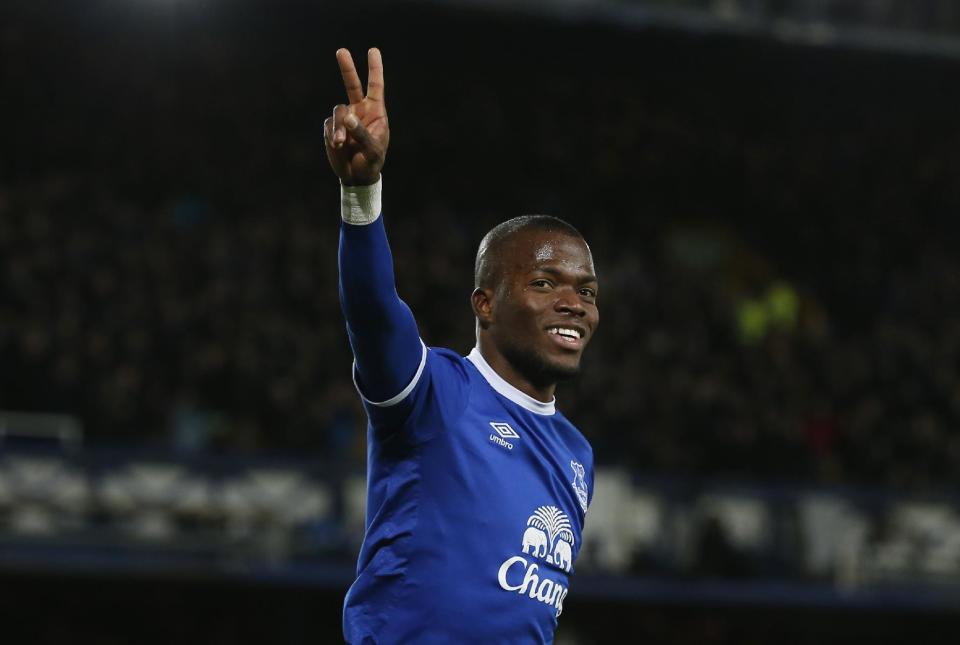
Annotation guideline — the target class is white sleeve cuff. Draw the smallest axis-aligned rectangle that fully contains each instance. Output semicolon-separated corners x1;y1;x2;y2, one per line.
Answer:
352;341;428;407
340;176;382;225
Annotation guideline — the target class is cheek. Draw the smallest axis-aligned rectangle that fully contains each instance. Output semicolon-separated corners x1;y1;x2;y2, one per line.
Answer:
499;294;543;330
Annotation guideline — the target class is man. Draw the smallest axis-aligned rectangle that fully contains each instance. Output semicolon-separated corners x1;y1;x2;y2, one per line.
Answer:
325;47;599;644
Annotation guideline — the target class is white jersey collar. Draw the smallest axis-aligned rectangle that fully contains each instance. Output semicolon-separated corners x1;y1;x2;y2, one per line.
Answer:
466;347;556;416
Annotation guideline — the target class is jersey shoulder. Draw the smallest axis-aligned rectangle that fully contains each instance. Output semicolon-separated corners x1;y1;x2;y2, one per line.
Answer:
554;409;593;452
361;345;475;439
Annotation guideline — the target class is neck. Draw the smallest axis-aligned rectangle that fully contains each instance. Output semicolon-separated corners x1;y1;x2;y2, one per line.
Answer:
477;337;556;403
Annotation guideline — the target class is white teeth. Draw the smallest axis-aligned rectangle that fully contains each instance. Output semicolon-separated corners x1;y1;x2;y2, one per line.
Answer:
549;327;581;340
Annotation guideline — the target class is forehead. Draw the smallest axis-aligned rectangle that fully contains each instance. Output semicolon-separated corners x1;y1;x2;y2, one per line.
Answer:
506;230;595;276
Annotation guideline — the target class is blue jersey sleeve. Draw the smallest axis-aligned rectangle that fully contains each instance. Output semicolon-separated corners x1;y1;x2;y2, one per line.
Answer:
339;215;424;404
339;214;469;437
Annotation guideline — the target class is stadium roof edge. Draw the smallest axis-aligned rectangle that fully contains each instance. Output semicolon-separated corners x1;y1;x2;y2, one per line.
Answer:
417;0;960;61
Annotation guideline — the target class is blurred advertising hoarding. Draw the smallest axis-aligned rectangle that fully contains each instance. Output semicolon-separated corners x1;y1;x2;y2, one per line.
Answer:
2;445;960;607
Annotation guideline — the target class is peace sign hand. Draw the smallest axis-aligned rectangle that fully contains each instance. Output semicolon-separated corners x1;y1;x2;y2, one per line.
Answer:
324;48;389;186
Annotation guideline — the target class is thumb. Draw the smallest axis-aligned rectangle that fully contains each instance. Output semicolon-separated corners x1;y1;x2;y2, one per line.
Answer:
345;114;384;163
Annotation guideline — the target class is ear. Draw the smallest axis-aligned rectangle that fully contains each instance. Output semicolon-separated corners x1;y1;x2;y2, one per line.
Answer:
471;287;494;329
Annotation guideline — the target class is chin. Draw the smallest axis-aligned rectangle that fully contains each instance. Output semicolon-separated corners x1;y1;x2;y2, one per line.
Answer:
541;355;582;382
506;343;582;386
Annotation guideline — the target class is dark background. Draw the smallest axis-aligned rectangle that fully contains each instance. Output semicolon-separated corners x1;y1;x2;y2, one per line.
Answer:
3;0;960;642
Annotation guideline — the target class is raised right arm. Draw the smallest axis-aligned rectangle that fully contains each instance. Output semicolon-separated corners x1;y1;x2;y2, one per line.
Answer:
325;48;424;404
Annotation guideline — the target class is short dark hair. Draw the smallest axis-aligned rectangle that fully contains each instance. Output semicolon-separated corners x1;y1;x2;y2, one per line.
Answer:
474;215;585;289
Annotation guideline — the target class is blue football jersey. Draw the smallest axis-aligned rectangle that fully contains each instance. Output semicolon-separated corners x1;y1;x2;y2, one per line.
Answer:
343;344;595;644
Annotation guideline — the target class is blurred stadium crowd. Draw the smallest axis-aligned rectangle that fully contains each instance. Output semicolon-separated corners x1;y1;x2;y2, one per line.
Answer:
3;2;960;494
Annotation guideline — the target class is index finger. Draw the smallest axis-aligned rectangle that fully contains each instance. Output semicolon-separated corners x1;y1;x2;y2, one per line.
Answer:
336;48;364;104
366;47;385;102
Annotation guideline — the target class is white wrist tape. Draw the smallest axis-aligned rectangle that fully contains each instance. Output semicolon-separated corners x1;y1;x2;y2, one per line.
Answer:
340;176;382;225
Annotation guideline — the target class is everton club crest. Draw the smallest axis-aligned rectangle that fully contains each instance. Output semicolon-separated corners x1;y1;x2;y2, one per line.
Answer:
570;461;589;514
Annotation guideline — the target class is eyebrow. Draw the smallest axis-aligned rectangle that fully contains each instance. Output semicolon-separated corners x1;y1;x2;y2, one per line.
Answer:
537;266;598;284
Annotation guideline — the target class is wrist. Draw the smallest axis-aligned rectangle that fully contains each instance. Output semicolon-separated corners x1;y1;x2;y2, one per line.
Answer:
341;172;381;187
340;175;382;225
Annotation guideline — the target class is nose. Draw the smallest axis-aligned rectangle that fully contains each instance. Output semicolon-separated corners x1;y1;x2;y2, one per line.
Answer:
554;288;586;316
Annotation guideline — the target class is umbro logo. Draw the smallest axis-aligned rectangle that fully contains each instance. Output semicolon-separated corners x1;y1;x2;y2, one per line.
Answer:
489;422;519;450
490;422;520;439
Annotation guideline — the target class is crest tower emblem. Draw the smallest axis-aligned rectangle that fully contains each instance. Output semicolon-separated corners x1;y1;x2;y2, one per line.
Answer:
570;461;588;514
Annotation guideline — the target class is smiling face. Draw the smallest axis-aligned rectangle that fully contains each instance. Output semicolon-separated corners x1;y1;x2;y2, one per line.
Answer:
474;227;599;391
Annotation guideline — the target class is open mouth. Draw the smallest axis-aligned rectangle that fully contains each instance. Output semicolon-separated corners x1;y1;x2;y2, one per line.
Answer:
546;326;585;349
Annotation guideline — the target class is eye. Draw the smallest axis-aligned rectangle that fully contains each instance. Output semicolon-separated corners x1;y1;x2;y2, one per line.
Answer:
579;287;597;298
530;279;552;289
